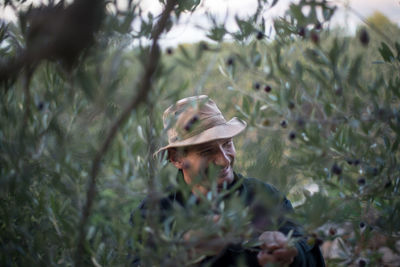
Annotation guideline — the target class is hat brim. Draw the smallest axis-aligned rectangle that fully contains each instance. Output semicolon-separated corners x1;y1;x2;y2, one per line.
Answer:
155;117;247;155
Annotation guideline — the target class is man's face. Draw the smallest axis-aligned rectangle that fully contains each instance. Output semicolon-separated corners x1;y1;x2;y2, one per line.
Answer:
173;138;236;194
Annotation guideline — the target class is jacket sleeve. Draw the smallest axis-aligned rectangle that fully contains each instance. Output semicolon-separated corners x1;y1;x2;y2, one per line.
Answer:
243;178;325;267
128;194;178;267
128;198;147;267
290;239;325;267
276;195;326;267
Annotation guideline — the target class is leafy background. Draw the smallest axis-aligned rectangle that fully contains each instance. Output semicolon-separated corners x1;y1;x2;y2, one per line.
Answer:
0;0;399;266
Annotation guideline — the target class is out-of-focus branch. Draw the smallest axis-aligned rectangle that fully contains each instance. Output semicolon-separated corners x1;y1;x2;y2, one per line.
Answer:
74;0;177;265
0;0;104;86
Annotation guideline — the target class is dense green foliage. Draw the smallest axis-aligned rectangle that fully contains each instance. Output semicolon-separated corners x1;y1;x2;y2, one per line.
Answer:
1;0;400;266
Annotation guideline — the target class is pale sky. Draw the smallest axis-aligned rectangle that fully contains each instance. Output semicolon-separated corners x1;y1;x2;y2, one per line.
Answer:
1;0;399;47
150;0;400;47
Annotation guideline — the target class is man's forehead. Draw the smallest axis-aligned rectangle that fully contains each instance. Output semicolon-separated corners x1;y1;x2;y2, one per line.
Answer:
185;138;233;151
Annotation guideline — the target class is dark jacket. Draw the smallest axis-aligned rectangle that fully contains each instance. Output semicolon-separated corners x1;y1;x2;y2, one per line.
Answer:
130;171;325;267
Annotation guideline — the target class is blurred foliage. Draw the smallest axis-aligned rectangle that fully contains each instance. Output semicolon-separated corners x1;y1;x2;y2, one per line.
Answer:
1;0;400;266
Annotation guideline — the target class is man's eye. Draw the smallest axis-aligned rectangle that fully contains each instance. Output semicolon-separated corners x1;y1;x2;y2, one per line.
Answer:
200;149;213;155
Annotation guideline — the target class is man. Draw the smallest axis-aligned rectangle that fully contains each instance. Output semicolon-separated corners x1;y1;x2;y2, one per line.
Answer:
131;95;324;266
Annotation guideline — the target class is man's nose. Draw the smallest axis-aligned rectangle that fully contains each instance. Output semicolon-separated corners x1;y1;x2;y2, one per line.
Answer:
214;146;230;166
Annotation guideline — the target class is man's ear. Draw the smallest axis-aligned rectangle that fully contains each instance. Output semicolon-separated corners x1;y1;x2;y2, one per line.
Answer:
168;148;183;169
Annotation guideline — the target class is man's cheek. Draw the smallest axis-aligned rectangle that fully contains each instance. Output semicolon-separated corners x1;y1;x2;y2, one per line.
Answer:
199;160;210;173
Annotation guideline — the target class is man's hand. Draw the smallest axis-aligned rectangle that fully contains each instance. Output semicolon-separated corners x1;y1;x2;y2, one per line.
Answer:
257;231;298;266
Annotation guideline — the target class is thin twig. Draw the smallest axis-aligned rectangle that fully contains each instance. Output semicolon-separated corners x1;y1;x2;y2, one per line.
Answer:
74;0;177;265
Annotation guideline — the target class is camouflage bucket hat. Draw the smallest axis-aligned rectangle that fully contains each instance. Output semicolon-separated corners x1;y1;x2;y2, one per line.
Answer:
155;95;247;155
